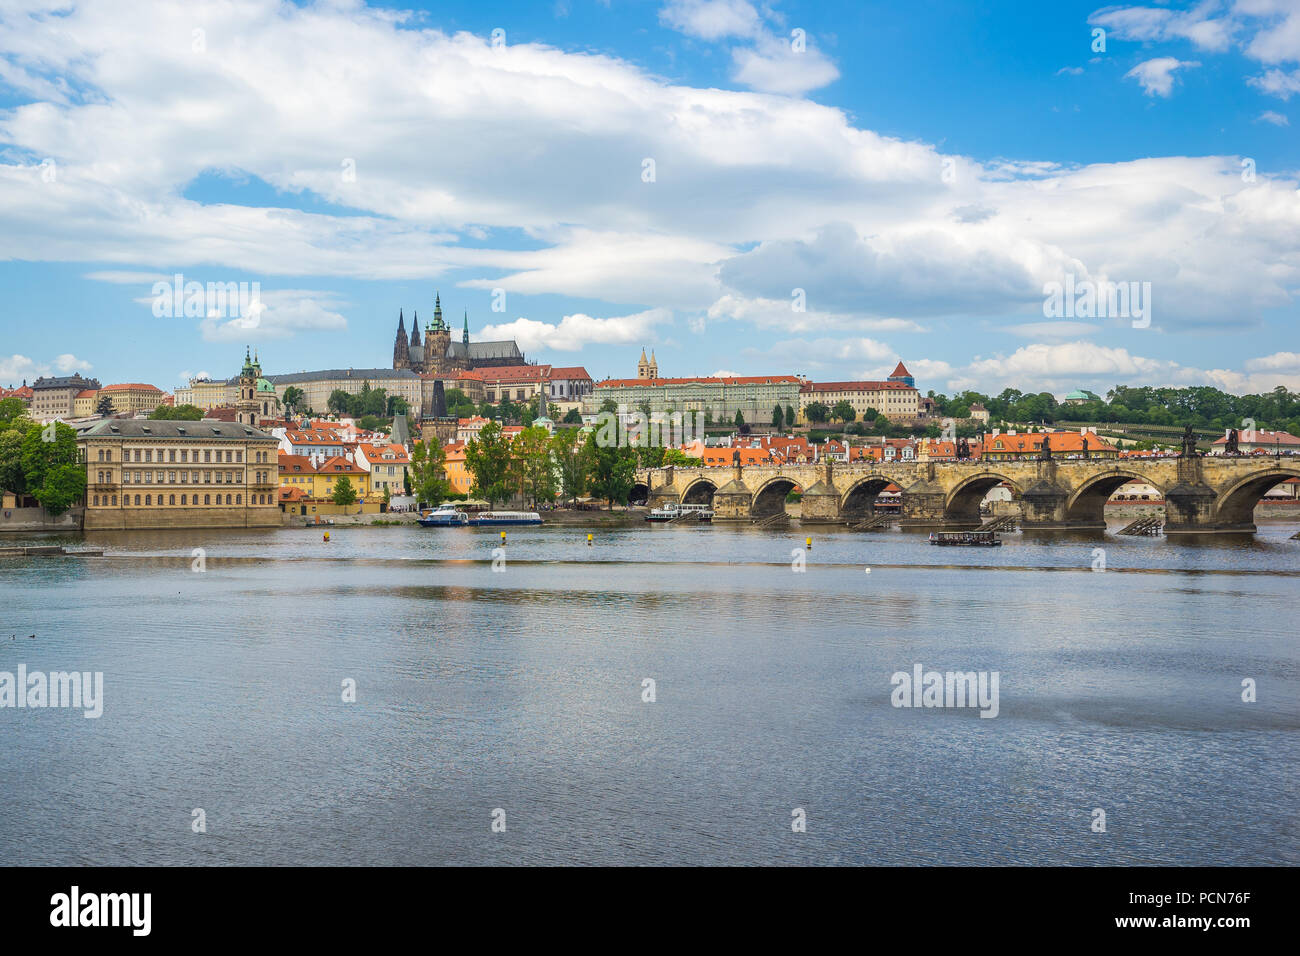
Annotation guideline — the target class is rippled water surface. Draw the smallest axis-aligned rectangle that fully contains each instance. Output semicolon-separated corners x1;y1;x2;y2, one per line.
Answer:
2;521;1297;865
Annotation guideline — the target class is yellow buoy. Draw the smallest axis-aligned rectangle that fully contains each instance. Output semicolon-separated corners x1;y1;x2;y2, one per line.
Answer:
587;533;593;546
323;532;330;542
805;536;812;550
500;530;506;544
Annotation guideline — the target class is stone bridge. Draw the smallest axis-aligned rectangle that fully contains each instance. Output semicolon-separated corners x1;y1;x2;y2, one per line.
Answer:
633;456;1300;533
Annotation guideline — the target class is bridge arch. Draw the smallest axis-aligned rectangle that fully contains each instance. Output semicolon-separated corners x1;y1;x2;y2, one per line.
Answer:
752;475;799;517
841;475;897;519
1213;466;1300;530
629;481;650;505
1064;469;1163;525
944;472;1022;522
681;477;717;505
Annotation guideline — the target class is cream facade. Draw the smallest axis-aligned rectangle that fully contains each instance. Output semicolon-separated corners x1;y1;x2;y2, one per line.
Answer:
78;418;281;529
799;381;921;423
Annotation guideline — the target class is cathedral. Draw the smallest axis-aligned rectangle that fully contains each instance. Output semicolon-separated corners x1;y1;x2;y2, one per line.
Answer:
393;292;525;375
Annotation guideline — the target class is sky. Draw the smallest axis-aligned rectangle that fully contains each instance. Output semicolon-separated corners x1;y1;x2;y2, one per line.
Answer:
0;0;1297;399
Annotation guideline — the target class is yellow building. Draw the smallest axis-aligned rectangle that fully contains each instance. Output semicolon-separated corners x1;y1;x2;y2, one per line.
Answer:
78;418;280;529
72;388;100;417
798;380;921;423
174;377;234;411
101;382;165;416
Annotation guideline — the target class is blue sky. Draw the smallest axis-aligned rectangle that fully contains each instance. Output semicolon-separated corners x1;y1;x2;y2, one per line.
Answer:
0;0;1297;397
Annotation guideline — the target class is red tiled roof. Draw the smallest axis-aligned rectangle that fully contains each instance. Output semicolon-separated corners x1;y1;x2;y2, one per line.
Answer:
101;383;162;392
802;380;916;392
891;362;910;377
597;375;801;388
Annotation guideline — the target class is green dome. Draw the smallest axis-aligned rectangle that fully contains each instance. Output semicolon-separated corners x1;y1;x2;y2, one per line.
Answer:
256;378;276;393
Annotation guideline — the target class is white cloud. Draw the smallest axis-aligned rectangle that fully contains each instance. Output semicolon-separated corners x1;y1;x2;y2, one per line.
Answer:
1090;6;1235;52
191;290;347;342
0;0;1293;336
1258;109;1290;125
478;308;672;352
1125;57;1200;97
1249;68;1300;99
1056;66;1084;76
0;352;92;384
706;294;926;333
711;368;741;377
659;0;761;41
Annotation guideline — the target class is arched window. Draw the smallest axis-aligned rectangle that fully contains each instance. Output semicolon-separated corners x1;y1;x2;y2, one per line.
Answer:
93;495;99;506
134;495;141;506
236;494;242;504
111;495;117;505
145;494;151;506
225;494;232;505
181;494;187;505
204;494;210;505
169;494;175;505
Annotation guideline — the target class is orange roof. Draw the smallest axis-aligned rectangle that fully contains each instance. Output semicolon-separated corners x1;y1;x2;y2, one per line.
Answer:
803;380;916;392
597;375;802;388
357;442;411;464
548;366;591;380
700;447;775;465
277;453;317;474
1211;429;1300;446
985;432;1116;454
891;362;910;377
75;389;97;398
279;486;308;501
318;455;364;474
474;365;550;383
101;383;162;392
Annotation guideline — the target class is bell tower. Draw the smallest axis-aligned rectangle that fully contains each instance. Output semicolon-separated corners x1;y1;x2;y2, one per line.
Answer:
236;346;258;426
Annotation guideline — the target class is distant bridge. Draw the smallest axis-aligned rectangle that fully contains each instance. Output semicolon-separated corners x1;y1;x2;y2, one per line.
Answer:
633;456;1300;534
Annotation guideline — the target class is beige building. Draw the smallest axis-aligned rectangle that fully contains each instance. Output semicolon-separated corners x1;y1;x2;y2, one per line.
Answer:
101;382;165;416
586;374;803;423
78;418;280;529
30;373;101;422
72;388;100;418
174;377;233;410
799;380;921;422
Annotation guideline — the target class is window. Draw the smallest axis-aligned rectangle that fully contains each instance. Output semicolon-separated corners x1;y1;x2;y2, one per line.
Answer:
169;494;175;505
111;495;117;506
236;494;242;504
169;450;176;462
134;495;141;505
145;450;152;463
93;495;99;506
225;494;232;505
145;494;151;506
181;450;188;463
237;451;243;463
204;450;211;462
181;494;187;505
225;450;232;463
204;494;210;505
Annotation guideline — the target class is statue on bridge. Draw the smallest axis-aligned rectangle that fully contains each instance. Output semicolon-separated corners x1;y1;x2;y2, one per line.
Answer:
1081;435;1089;460
1225;428;1240;456
1181;424;1198;458
1039;434;1052;461
956;437;970;460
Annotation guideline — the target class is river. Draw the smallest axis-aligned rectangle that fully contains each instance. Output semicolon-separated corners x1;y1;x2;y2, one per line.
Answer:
1;521;1297;865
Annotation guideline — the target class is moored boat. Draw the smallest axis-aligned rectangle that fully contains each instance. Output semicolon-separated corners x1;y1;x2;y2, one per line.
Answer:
929;530;1001;546
470;511;543;526
417;504;470;526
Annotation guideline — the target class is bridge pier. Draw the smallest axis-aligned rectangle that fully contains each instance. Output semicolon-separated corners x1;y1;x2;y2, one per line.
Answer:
711;467;753;522
799;463;842;524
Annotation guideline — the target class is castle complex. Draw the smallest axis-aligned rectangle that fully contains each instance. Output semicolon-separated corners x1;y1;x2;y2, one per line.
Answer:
392;292;524;375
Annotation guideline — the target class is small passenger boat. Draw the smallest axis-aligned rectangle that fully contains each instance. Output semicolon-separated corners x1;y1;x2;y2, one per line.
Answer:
929;530;1001;547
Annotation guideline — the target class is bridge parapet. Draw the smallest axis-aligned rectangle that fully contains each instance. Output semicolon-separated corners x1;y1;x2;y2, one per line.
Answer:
633;454;1300;533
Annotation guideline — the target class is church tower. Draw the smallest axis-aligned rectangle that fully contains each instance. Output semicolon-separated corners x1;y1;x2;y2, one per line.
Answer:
637;348;650;379
393;310;410;370
236;346;258;426
649;349;658;379
409;312;423;370
463;310;470;346
425;291;451;376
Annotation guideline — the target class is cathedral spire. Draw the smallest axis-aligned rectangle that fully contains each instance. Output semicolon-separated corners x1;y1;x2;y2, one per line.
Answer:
463;310;469;345
433;290;444;330
410;312;421;347
393;310;411;369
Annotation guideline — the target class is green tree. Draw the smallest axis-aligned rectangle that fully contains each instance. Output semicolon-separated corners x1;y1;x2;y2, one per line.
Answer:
20;421;85;515
662;448;702;467
0;423;30;494
805;402;830;424
588;435;636;508
327;389;351;416
95;395;115;417
331;475;358;507
551;428;592;505
832;400;857;423
772;404;783;430
282;386;305;415
465;420;516;506
149;404;203;420
598;397;618;414
786;404;796;428
409;438;451;506
562;407;583;425
515;426;556;507
734;410;745;428
0;397;27;426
